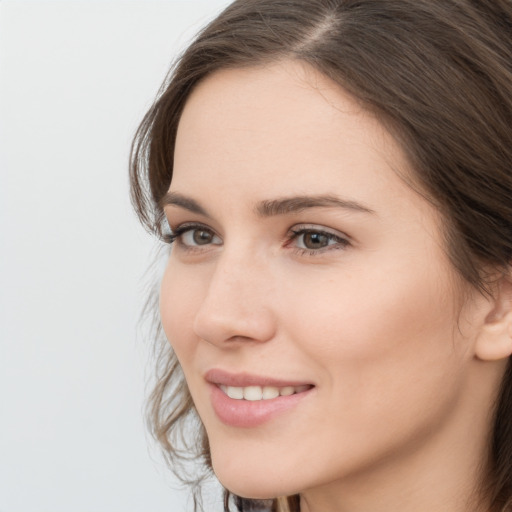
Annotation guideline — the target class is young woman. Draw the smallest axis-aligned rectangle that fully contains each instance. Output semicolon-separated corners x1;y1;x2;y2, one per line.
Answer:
130;1;512;511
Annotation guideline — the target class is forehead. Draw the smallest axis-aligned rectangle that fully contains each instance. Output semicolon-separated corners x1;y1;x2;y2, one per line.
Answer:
172;61;417;217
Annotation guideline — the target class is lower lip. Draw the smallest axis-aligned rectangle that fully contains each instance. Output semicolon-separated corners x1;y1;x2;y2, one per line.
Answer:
209;384;313;428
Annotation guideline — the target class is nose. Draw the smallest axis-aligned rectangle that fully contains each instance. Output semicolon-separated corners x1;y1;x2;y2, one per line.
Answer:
192;250;277;347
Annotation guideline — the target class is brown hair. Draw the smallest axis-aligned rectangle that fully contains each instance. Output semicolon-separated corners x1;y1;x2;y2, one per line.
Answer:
129;1;512;511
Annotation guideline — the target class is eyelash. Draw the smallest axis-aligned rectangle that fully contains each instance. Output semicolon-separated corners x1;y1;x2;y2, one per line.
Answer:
163;222;350;256
288;226;350;256
162;223;210;246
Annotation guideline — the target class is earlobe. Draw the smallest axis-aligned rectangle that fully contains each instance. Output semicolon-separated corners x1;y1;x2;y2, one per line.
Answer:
475;275;512;362
475;316;512;361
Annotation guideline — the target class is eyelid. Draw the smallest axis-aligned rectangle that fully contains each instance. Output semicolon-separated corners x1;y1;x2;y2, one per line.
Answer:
288;223;350;240
162;219;351;256
286;223;351;254
166;221;222;249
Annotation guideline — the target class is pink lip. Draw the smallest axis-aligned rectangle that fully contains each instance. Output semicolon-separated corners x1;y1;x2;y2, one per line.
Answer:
205;368;312;388
205;369;314;428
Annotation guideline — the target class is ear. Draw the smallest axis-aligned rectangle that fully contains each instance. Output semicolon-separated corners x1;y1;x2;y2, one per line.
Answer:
475;273;512;361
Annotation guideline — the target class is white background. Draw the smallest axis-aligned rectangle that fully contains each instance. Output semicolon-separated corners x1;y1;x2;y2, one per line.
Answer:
0;1;232;511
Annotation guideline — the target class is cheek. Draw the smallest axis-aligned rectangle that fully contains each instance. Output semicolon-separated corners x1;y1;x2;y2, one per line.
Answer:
159;261;201;362
282;253;467;424
287;274;447;347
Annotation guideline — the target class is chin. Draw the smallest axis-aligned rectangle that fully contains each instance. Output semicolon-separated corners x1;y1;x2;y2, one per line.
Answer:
219;481;283;501
214;468;280;499
211;456;295;500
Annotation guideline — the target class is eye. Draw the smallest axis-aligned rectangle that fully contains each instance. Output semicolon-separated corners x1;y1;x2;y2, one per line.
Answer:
181;227;219;246
166;223;222;249
289;225;350;253
298;231;332;250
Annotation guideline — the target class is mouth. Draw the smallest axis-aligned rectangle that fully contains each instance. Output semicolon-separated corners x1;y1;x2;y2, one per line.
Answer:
218;383;312;401
205;369;315;427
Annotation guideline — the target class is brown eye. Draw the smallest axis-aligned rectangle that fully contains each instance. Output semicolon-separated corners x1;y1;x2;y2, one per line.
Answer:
193;229;214;245
290;227;350;254
178;226;222;247
302;232;330;249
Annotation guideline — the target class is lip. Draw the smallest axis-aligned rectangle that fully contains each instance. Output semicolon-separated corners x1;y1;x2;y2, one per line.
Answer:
205;368;313;388
205;368;315;428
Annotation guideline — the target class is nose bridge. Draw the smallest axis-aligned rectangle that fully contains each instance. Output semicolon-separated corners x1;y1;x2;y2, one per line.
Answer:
192;244;276;345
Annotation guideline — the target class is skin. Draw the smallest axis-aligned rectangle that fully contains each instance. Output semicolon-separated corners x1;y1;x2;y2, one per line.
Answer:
159;60;510;512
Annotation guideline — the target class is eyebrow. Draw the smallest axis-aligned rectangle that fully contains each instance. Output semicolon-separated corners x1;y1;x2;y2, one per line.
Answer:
159;191;210;217
256;195;375;216
160;191;375;217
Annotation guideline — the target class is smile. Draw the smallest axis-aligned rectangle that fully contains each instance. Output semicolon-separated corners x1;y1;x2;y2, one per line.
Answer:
206;369;315;427
219;384;311;401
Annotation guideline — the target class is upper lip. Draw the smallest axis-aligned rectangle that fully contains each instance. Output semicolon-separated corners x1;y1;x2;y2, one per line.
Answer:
205;368;314;388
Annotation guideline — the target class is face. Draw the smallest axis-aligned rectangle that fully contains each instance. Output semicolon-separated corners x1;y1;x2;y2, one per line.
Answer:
160;61;490;504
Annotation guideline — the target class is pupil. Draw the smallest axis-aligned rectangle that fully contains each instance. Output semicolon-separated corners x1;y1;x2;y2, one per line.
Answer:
193;230;212;245
304;232;328;249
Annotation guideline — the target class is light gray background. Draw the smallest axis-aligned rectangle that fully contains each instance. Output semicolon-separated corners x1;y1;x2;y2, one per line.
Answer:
0;1;232;510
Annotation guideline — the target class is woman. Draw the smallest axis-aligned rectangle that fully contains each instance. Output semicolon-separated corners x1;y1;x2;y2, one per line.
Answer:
130;1;512;511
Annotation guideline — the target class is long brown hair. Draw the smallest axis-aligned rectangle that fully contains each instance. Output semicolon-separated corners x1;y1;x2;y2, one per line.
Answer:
129;1;512;510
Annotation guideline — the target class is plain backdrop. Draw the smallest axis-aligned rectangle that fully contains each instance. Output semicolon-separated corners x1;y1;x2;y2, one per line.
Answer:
0;1;232;511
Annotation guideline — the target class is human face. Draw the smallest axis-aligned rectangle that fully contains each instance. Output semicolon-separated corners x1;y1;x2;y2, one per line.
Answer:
160;61;489;507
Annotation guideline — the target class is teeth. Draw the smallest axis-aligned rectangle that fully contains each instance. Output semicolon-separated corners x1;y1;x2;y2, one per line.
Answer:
244;386;262;401
262;386;280;399
220;384;310;401
226;386;244;399
280;386;295;396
